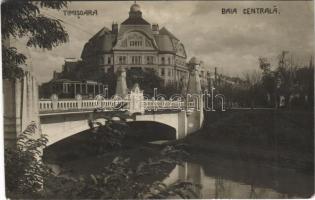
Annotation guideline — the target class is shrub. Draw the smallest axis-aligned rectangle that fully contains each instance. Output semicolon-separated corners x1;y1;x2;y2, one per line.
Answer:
5;122;50;198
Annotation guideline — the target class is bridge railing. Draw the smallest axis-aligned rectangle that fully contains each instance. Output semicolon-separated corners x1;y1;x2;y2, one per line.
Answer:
39;98;130;112
39;98;198;113
39;100;53;111
142;100;185;111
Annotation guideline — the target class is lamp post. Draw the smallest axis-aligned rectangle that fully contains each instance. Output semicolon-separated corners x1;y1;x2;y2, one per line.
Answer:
211;87;215;111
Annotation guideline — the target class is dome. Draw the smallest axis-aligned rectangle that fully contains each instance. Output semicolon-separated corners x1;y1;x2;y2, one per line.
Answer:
130;3;141;12
189;57;200;65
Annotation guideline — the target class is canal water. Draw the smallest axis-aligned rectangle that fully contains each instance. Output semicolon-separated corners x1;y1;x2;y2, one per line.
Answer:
47;155;313;198
162;162;313;198
44;110;314;198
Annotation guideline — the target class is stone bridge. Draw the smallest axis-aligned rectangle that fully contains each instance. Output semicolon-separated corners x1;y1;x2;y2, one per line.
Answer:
38;88;203;146
4;65;205;147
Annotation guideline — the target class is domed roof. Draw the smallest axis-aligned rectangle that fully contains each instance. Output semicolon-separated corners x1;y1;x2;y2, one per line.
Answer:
130;3;141;12
189;57;200;65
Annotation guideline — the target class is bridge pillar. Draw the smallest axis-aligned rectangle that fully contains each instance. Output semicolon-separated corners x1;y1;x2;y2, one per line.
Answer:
51;94;58;110
187;57;204;128
115;67;128;98
187;57;202;95
76;94;83;109
129;83;144;114
3;71;41;147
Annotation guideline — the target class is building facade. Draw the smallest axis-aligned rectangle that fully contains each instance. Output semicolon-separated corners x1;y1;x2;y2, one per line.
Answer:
40;3;213;98
80;3;188;84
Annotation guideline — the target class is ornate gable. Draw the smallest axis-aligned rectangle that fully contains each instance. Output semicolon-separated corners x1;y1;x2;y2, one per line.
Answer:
113;31;157;50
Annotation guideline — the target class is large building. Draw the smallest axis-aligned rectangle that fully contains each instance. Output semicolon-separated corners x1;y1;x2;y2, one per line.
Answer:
81;3;188;83
40;3;212;98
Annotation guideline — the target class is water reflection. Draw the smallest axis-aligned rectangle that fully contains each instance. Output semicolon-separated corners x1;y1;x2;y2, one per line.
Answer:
163;162;311;198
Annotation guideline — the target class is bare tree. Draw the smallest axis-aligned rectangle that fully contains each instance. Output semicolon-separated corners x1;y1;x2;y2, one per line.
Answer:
243;69;262;87
242;69;262;108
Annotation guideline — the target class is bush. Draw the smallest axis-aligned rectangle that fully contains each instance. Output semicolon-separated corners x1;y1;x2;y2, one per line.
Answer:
5;122;50;198
89;115;129;154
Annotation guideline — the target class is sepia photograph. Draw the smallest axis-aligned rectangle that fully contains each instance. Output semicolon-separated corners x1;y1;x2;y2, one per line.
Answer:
1;0;314;199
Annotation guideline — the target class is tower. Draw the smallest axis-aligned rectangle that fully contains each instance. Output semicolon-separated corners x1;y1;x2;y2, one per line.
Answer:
129;3;142;18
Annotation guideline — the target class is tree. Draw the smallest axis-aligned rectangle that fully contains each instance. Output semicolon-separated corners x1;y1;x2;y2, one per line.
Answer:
126;68;163;96
242;70;262;108
2;0;69;79
259;57;276;107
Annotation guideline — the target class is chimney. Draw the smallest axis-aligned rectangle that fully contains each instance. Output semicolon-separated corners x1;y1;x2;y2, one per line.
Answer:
112;22;118;34
152;24;159;34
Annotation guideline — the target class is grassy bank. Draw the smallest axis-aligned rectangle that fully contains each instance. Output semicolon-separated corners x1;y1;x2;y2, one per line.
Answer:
173;109;314;172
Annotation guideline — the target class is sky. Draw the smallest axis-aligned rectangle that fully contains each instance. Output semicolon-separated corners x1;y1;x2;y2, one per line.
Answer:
11;1;314;83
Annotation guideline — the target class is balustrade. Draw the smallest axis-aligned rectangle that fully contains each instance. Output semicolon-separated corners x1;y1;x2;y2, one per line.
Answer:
39;98;196;113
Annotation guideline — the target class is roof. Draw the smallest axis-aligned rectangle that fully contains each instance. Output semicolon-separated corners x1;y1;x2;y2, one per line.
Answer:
121;17;150;25
154;34;175;52
81;26;116;58
189;57;200;65
51;79;81;83
89;27;111;41
159;27;179;41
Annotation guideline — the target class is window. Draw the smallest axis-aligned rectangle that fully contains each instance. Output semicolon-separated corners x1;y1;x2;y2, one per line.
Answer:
161;57;165;65
161;68;165;76
168;69;171;76
168;57;171;65
118;56;127;64
147;56;154;64
132;56;141;64
107;57;111;64
130;40;142;47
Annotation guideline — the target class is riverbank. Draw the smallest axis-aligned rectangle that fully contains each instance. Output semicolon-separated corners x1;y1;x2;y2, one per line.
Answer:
171;109;314;173
43;109;314;198
44;109;313;175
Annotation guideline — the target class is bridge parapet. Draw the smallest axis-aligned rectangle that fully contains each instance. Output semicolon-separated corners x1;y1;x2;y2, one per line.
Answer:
39;98;196;113
39;98;131;113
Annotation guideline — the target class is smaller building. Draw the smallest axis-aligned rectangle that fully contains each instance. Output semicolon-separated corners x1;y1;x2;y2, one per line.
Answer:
39;79;107;99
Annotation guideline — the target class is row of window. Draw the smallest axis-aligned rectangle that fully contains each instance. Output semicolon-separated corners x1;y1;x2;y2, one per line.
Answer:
118;56;127;64
160;68;186;78
117;56;155;65
99;56;112;65
129;40;143;47
161;57;172;65
131;56;142;64
99;55;174;65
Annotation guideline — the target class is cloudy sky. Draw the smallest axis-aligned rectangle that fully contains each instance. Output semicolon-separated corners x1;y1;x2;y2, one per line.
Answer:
12;1;314;83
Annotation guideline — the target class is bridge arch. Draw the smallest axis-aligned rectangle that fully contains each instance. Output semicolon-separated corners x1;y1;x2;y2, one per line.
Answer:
127;121;176;141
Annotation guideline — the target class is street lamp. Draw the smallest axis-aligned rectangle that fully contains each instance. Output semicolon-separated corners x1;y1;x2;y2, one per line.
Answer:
211;87;215;111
